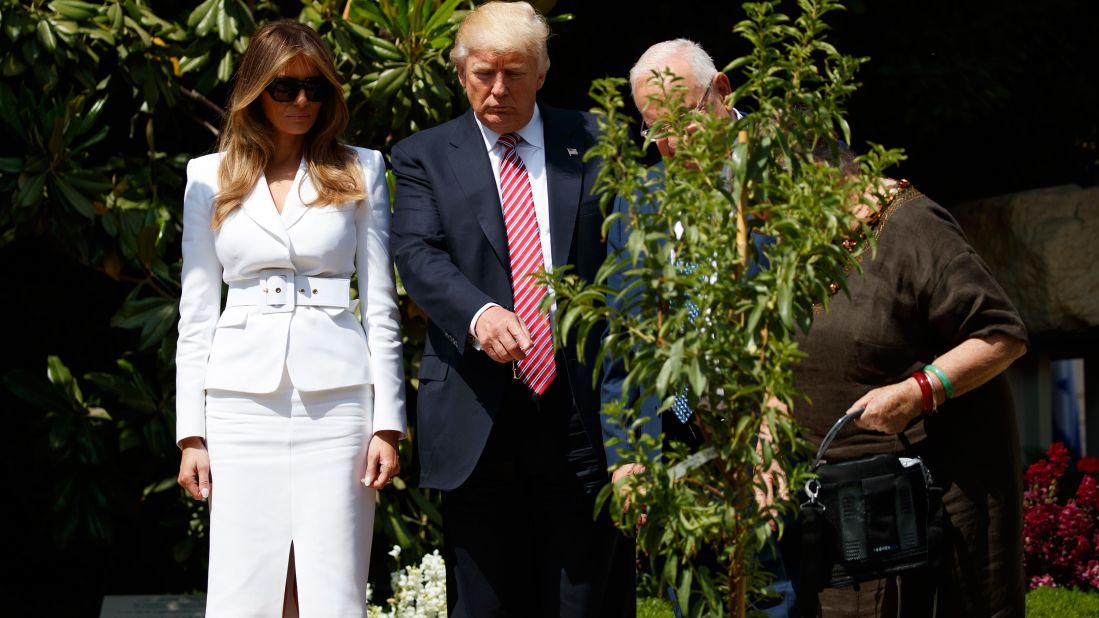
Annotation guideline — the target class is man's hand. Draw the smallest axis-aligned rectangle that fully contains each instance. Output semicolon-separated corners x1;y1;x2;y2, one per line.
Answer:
474;306;532;364
754;455;789;529
178;437;211;501
363;430;402;489
612;463;648;526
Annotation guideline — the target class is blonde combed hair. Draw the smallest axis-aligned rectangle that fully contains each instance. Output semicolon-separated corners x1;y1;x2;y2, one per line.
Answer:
212;20;363;229
450;1;551;73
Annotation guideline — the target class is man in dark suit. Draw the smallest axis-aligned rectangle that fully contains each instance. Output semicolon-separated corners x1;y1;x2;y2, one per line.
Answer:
389;2;623;616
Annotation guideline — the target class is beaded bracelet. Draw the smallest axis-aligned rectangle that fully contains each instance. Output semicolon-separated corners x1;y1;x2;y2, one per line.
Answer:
911;370;935;414
924;364;955;400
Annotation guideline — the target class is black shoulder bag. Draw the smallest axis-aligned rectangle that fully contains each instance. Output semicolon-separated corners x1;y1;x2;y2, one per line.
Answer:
796;409;945;608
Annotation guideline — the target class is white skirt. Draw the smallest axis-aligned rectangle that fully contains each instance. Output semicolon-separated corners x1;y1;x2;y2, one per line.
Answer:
204;371;374;617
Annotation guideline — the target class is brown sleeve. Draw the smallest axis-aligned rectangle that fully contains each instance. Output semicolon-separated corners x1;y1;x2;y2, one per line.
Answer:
903;197;1029;346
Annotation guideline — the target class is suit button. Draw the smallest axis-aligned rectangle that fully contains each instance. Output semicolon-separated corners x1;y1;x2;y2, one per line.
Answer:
299;288;305;294
312;288;318;294
275;287;282;293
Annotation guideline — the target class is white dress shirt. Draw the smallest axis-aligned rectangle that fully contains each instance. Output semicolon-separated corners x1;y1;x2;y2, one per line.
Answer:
468;106;555;339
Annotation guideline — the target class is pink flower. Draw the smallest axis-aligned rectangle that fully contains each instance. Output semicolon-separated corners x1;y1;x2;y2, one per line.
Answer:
1082;561;1099;589
1048;443;1072;477
1025;460;1055;491
1030;574;1057;589
1056;503;1092;540
1079;456;1099;476
1024;503;1057;539
1077;475;1099;512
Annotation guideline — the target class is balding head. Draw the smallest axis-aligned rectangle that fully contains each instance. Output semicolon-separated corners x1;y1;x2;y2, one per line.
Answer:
629;39;732;158
629;39;718;105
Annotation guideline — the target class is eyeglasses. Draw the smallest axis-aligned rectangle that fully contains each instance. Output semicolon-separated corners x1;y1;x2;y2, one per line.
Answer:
639;80;714;139
264;77;329;103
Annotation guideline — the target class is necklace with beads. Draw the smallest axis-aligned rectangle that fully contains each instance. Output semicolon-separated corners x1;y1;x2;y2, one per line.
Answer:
823;178;916;298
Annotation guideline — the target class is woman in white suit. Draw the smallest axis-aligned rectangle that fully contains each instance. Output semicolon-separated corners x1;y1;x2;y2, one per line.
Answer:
175;21;405;616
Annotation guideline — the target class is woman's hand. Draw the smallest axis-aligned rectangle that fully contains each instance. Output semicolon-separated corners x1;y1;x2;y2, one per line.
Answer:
362;430;402;489
178;437;211;501
849;378;924;434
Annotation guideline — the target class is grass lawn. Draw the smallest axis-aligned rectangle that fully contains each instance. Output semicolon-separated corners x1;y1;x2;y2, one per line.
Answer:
1025;586;1099;617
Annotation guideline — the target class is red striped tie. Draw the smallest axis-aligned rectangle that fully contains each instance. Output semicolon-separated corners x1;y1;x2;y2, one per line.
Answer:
497;132;555;395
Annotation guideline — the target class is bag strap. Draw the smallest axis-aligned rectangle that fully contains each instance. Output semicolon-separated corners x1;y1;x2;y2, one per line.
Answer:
811;408;864;470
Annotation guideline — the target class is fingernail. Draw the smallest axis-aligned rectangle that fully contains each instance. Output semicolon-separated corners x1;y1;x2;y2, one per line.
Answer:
200;487;210;500
362;477;372;487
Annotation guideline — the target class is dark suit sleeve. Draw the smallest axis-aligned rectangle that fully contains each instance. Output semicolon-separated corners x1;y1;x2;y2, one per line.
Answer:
600;194;662;468
391;141;495;354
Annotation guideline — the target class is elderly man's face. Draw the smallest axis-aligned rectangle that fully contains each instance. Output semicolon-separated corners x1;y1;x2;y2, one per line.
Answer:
632;60;731;159
458;49;546;135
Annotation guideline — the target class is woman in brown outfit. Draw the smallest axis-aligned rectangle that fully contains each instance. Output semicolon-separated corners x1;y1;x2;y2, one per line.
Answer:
792;178;1028;617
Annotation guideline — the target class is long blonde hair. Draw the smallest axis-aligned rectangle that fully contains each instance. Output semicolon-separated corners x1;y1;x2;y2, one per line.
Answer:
212;20;363;229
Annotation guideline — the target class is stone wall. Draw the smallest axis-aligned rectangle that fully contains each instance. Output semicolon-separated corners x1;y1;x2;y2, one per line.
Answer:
952;185;1099;347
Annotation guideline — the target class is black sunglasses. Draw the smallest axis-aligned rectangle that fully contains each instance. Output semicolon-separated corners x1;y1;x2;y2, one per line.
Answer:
264;77;329;103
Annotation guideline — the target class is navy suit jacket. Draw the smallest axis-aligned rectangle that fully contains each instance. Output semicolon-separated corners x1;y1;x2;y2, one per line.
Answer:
600;162;773;467
391;104;608;490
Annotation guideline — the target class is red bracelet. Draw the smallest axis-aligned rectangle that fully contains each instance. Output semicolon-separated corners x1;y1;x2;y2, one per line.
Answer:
911;371;935;414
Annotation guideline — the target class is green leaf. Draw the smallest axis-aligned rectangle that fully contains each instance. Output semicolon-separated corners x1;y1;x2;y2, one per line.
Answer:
48;0;101;20
16;171;47;207
216;0;236;43
136;224;158;266
0;83;19;133
366;35;404;61
349;1;392;31
192;0;218;36
46;355;77;398
216;49;233;82
142;476;177;497
423;0;463;36
110;294;179;350
36;19;57;54
370;65;408;100
108;1;123;32
4;368;74;414
52;176;97;218
123;16;151;47
0;156;23;173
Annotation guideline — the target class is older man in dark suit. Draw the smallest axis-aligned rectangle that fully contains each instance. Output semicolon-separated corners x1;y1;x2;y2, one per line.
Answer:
390;2;624;616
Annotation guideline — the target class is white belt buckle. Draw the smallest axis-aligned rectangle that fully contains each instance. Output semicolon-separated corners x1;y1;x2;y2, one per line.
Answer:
261;268;296;311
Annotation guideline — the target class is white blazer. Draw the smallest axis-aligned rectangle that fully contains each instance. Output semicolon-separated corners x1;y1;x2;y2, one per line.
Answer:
175;147;406;443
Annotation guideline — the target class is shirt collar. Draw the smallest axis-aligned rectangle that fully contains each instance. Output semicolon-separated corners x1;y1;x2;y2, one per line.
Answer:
474;104;544;152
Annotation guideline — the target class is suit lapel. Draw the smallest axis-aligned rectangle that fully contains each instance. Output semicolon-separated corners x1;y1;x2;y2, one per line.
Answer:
241;171;291;246
282;158;311;230
541;104;583;269
447;109;510;271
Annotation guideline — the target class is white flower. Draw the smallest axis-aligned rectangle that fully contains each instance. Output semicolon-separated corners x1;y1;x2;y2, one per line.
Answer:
367;549;447;617
388;544;402;559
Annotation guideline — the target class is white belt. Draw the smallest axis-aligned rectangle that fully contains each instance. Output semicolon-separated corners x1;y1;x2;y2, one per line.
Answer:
226;269;352;312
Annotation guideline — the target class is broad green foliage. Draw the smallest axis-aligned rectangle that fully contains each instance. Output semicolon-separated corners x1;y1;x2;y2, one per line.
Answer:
548;1;903;615
0;0;469;595
302;0;469;142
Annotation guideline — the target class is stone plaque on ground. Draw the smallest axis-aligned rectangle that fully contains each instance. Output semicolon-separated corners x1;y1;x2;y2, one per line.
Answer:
99;595;205;618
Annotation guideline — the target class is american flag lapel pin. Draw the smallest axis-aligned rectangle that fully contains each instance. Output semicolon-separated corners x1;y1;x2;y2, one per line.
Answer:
567;147;579;156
